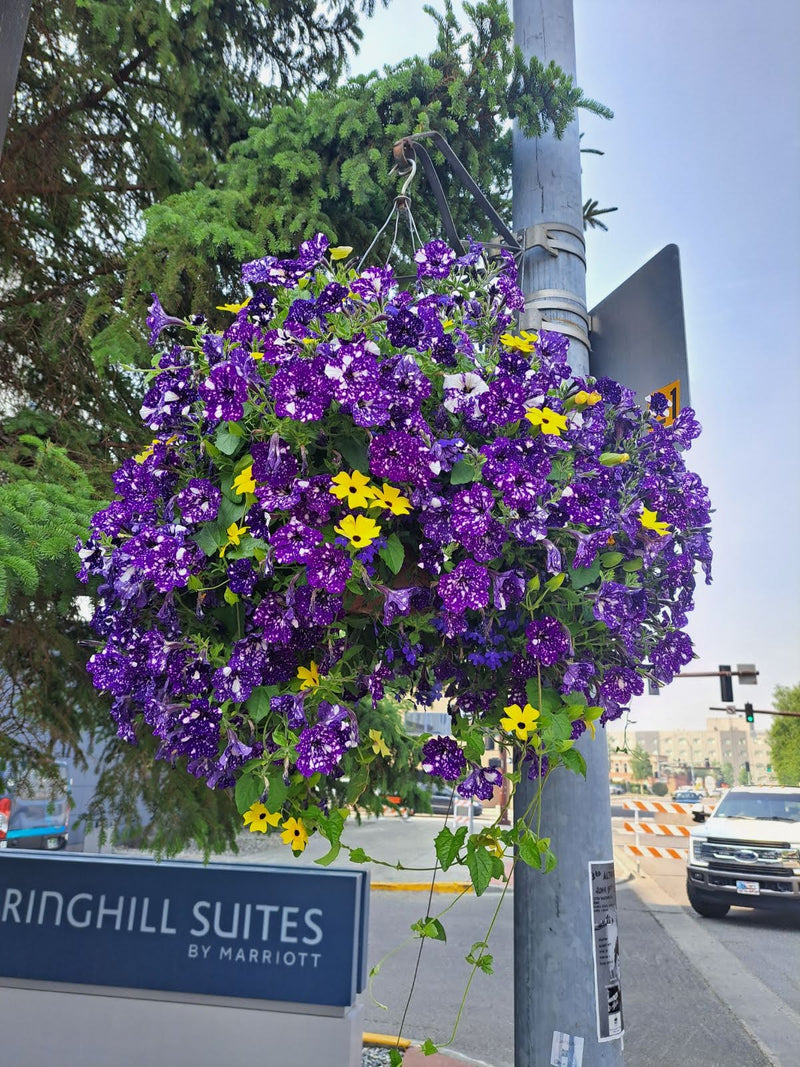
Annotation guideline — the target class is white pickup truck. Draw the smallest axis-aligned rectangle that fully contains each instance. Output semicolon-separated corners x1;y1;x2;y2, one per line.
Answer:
687;787;800;918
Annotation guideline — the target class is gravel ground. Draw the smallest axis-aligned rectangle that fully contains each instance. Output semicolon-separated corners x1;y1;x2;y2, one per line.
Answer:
362;1048;399;1066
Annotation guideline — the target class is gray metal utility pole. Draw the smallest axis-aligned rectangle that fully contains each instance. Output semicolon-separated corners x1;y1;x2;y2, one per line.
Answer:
512;1;623;1065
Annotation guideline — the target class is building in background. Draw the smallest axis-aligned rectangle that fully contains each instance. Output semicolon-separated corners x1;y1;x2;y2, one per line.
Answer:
606;717;775;790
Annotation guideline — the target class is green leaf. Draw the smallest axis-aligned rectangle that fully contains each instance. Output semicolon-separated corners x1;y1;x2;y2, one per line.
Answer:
346;765;369;804
568;558;602;589
518;829;543;868
421;1039;439;1056
463;728;485;764
192;524;225;557
412;916;447;942
561;747;587;777
389;1051;403;1067
338;435;369;472
349;847;372;864
215;426;244;456
450;459;475;484
223;587;240;605
524;682;561;714
234;772;263;815
465;846;494;896
560;690;587;707
545;572;566;592
378;533;405;575
246;687;273;723
599;551;624;568
622;557;644;572
543;849;558;873
435;825;468;871
265;771;289;812
315;841;342;866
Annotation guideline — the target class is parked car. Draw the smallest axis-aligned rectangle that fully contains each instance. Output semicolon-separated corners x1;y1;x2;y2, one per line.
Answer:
672;788;704;804
0;762;71;851
430;792;483;817
687;787;800;918
609;784;626;796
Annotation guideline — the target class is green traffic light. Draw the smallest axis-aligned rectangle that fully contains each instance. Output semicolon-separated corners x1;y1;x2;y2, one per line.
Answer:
745;703;755;723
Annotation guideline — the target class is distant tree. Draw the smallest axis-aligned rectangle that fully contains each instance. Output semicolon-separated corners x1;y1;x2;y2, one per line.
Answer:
738;765;750;785
631;747;653;782
721;761;734;786
767;684;800;786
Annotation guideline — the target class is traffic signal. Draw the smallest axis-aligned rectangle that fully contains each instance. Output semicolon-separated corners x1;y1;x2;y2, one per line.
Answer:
719;665;734;703
745;703;755;723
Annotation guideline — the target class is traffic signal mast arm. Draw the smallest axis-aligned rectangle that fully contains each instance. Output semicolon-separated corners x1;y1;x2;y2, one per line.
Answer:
709;706;800;719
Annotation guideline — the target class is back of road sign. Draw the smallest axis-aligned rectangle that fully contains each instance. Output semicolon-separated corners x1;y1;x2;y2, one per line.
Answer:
589;244;690;411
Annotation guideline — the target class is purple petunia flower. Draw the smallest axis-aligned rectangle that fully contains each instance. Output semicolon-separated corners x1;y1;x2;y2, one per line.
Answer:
438;559;491;614
414;239;457;280
377;586;418;625
457;763;503;801
525;616;572;665
199;361;249;422
492;570;526;610
270;518;323;565
305;542;352;594
650;630;694;682
349;265;396;303
598;666;644;705
175;479;221;524
421;735;466;781
146;294;184;346
561;660;596;695
294;723;346;777
270;359;330;422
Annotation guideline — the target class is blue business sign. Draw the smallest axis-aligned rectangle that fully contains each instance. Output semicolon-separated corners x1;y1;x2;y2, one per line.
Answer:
0;852;369;1007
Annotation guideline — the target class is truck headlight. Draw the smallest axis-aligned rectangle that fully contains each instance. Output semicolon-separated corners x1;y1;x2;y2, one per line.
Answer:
689;836;708;865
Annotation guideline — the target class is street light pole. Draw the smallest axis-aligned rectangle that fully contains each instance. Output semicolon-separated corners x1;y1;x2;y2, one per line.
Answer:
512;1;622;1065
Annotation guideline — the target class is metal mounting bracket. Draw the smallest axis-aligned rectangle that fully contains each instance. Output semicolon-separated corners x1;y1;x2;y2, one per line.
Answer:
518;222;586;266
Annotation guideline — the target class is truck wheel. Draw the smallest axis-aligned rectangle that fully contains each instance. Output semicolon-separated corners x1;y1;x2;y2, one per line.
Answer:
687;882;730;919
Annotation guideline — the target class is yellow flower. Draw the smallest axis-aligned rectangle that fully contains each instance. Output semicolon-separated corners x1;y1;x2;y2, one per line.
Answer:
574;389;601;406
525;407;569;436
251;351;264;361
219;522;249;557
369;729;391;757
281;816;309;853
639;506;671;536
297;661;320;690
134;441;157;464
216;297;251;313
499;703;541;741
242;803;282;834
334;513;382;548
330;245;353;260
330;470;375;509
232;465;256;496
370;482;412;516
499;329;538;353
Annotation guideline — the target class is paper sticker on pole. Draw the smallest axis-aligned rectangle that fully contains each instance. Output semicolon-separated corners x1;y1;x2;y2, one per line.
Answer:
588;861;624;1042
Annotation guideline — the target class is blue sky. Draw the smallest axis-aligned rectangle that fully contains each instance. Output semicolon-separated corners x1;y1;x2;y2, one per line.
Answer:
348;1;800;732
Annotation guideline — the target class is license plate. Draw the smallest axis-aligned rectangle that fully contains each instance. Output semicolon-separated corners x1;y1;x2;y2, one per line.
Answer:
736;879;760;895
0;841;6;849
45;837;61;850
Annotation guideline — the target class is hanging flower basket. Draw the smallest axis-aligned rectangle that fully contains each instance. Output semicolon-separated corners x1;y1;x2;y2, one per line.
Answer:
78;233;711;881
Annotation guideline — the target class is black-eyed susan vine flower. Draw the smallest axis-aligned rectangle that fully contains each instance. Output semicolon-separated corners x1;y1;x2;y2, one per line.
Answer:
242;803;282;833
500;703;541;742
281;816;309;853
296;662;319;690
639;506;671;536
